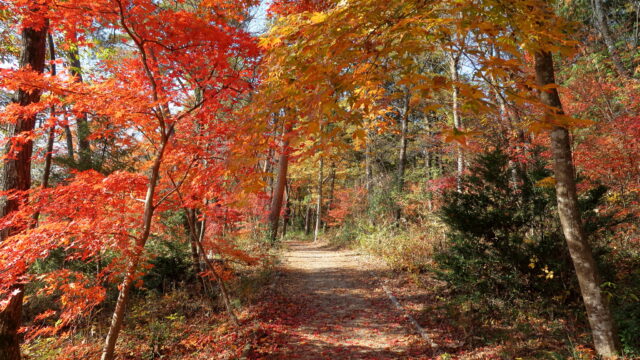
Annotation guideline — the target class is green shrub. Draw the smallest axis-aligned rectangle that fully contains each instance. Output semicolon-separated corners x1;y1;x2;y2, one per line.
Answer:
143;239;194;293
436;149;613;302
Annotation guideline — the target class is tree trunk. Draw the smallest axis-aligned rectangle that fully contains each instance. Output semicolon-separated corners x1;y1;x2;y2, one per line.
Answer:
592;0;631;78
313;157;324;242
185;212;239;327
0;13;48;360
101;130;171;360
189;236;204;289
281;184;291;240
365;130;373;196
490;64;521;190
184;210;208;292
449;53;464;191
0;289;24;360
63;118;75;161
324;163;336;231
395;92;410;221
193;228;239;327
534;50;619;357
268;124;290;242
67;39;92;169
33;34;57;225
41;34;57;192
262;148;273;198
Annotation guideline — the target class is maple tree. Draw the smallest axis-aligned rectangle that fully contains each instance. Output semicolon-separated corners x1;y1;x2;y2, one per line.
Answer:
1;0;261;359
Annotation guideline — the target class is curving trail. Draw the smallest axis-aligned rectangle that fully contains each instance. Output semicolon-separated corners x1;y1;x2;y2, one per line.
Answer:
257;241;430;359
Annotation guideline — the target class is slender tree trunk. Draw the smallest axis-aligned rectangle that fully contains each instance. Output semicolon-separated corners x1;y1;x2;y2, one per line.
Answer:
424;148;433;212
101;129;172;360
534;50;619;357
365;130;373;196
189;236;204;288
196;220;215;297
184;212;239;327
281;183;291;239
67;38;92;168
194;230;238;326
63;118;75;162
449;53;464;191
313;157;324;242
0;13;48;360
490;66;521;189
268;123;291;242
33;34;58;225
395;93;410;221
42;33;57;191
262;148;273;174
324;163;336;231
41;123;55;188
365;130;374;224
262;147;273;198
184;210;208;292
266;124;281;200
592;0;631;78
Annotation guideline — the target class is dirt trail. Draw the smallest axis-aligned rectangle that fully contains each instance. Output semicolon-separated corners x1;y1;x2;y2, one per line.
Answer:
261;241;429;359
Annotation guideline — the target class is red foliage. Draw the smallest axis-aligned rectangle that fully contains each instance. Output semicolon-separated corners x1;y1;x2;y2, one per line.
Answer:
0;0;264;337
326;186;366;226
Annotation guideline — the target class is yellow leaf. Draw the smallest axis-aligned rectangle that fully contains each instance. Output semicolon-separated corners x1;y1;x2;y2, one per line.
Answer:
310;12;327;24
536;176;556;188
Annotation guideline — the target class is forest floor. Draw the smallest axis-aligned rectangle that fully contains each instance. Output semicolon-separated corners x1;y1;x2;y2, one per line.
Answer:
25;239;591;359
246;241;433;359
245;240;584;360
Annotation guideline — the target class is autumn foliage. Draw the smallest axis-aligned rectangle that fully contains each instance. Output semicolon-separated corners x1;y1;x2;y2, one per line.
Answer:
0;0;639;358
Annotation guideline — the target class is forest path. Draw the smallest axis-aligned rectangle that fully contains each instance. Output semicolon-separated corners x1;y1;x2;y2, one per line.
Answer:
258;241;429;359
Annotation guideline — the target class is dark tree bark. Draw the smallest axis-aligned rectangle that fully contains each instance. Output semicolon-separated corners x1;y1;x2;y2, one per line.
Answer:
32;33;57;226
281;183;291;239
268;123;291;242
63;119;75;161
184;209;208;292
324;163;336;231
534;50;619;357
41;33;57;191
183;210;238;326
262;147;274;199
0;13;49;360
192;220;238;327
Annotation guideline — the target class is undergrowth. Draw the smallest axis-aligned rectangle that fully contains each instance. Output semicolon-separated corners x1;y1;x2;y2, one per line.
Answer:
22;241;279;360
